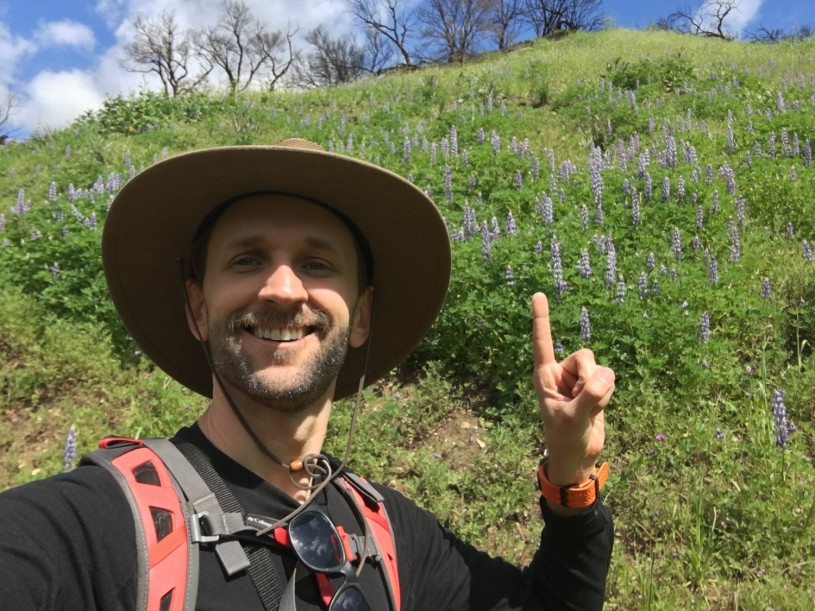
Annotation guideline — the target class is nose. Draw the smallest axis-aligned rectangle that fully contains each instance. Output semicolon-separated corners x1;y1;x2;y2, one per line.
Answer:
258;264;308;306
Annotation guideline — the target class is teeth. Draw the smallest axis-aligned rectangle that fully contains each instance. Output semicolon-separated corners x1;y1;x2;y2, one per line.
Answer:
252;327;305;341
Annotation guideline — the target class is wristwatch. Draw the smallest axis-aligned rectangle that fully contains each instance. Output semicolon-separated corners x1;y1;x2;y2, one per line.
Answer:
537;458;609;508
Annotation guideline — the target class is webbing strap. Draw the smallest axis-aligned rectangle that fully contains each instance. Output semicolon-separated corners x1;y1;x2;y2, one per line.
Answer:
171;440;285;611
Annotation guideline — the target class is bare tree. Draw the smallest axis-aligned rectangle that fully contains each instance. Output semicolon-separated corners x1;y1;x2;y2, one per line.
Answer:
346;0;418;67
488;0;526;50
418;0;494;63
195;0;296;94
294;25;367;87
125;11;209;96
0;89;18;143
666;0;739;40
748;24;814;43
522;0;605;37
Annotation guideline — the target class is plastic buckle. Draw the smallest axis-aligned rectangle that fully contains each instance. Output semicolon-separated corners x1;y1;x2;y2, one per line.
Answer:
189;511;221;544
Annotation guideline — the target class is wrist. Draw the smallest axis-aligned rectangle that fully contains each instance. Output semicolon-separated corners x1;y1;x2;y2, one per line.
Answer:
537;457;608;510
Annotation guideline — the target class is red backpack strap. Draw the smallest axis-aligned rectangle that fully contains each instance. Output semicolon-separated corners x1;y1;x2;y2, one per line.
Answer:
81;438;194;611
337;472;401;611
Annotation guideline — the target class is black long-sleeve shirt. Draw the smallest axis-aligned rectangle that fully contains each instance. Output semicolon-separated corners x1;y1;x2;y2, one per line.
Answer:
0;425;612;610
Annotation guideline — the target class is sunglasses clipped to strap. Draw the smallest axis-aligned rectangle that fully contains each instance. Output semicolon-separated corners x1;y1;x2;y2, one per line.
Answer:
276;508;373;611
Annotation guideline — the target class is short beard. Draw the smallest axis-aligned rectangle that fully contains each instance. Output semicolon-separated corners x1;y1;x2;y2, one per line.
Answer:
208;308;350;412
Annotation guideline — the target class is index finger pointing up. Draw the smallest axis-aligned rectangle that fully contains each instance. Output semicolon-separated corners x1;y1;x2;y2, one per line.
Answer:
532;292;557;366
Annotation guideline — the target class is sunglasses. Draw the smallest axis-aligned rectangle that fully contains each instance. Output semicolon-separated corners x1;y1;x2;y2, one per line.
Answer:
287;509;373;611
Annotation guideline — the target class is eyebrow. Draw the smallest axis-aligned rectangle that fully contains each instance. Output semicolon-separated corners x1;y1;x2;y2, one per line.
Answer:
224;233;344;256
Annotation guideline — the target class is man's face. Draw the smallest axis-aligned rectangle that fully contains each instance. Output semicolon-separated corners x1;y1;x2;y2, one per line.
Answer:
187;194;372;412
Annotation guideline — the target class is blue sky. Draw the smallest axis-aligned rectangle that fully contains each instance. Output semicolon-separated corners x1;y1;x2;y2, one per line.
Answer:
1;1;813;137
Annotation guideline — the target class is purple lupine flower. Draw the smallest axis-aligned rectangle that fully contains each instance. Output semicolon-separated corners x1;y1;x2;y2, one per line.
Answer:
83;213;98;231
677;176;685;200
461;149;469;166
638;272;649;300
579;307;591;341
804;140;812;166
719;163;736;195
699;312;711;343
48;182;57;202
735;197;746;226
547;149;555;173
646;252;656;269
576;249;592;278
760;278;771;299
514;170;523;190
467;173;476;192
490;216;500;238
449;124;458;157
534;241;543;254
551;236;568;297
631;192;640;227
63;425;77;471
477;127;485;145
403;136;412;162
30;230;43;240
786;223;795;238
539;192;553;224
803;240;813;263
504;265;515;287
695;206;704;231
506;212;517;236
726;121;736;153
728;218;741;262
651;280;660;295
49;262;60;281
0;213;4;231
790;166;797;180
614;274;626;303
443;165;453;203
672;228;682;260
12;189;30;215
605;241;617;290
480;222;491;262
430;142;437;165
644;172;653;201
715;428;724;441
712;190;719;213
772;389;789;448
662;176;671;202
707;253;719;283
580;204;589;231
705;164;713;185
462;203;477;238
531;156;540;180
490;131;500;153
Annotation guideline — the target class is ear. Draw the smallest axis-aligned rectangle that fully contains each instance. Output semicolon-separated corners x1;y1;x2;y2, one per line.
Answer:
349;286;374;348
185;279;209;342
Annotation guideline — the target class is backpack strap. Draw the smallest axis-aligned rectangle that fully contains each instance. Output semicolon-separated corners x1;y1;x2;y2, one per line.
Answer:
81;438;195;611
336;471;402;611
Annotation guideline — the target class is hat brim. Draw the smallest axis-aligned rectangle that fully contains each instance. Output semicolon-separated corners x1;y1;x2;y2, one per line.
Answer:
102;145;451;400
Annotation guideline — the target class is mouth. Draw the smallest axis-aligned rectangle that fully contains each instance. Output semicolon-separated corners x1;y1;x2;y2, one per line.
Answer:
245;324;317;342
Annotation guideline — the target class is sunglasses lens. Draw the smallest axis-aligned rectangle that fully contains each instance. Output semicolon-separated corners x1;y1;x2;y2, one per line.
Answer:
331;586;372;611
289;511;345;571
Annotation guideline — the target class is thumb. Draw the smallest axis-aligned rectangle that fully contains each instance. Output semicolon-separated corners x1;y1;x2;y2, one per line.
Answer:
572;366;615;415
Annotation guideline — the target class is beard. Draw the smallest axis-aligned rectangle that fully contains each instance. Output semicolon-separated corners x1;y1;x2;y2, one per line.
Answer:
207;307;350;412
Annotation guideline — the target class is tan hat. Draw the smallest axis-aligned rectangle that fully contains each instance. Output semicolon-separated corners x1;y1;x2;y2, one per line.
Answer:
102;139;451;400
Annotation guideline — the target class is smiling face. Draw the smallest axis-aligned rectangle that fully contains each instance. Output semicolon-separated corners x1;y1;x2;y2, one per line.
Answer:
186;194;373;412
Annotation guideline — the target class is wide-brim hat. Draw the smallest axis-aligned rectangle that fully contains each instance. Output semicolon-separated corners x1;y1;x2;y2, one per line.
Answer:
102;139;451;400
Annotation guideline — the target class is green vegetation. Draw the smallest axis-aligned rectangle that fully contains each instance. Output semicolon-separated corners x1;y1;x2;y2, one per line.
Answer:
1;29;814;609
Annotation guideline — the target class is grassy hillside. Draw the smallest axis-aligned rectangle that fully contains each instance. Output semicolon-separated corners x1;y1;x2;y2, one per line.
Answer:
1;28;814;609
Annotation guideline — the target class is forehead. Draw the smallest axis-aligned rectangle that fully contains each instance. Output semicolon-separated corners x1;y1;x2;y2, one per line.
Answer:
207;194;359;253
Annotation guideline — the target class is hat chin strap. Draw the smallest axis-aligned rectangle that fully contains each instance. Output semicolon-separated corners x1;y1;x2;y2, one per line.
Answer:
177;259;372;508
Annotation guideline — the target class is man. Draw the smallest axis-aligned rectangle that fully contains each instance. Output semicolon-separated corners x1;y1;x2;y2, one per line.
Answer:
0;138;615;610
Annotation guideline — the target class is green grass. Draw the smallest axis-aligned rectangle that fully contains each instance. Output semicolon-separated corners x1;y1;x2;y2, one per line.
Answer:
1;28;814;609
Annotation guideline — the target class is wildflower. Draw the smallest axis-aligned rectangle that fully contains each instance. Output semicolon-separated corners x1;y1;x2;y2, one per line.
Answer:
576;249;592;278
695;206;704;231
402;136;412;162
614;274;626;303
551;236;568;297
699;312;711;343
506;212;516;236
644;172;653;201
638;272;649;300
48;182;57;202
490;131;500;153
443;165;453;203
631;192;640;227
772;389;789;448
803;240;813;263
462;203;477;238
646;252;656;269
760;278;771;299
672;228;682;260
490;216;500;238
786;223;795;238
504;265;515;287
579;307;591;341
604;241;617;290
735;197;746;226
655;434;665;442
49;262;60;281
449;124;458;157
707;254;719;284
0;213;4;231
480;222;491;262
63;426;77;471
715;428;724;441
534;241;542;254
539;192;553;224
580;204;589;231
514;170;523;190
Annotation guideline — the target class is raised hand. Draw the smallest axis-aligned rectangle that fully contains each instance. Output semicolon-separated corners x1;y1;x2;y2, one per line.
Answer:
532;292;615;488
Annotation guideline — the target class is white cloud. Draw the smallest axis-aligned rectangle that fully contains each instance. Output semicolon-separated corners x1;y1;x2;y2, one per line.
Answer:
18;69;105;132
34;20;96;49
0;22;36;86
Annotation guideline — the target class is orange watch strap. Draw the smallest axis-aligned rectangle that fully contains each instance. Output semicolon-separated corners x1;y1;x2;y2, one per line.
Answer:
537;459;609;508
